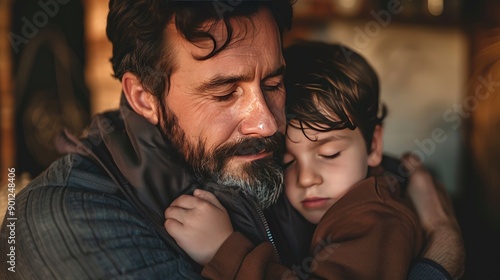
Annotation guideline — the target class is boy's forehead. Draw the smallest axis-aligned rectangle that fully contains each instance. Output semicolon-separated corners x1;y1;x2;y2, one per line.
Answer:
287;121;352;143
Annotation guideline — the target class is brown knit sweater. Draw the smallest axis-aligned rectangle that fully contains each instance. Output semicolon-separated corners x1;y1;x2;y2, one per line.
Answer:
202;167;423;280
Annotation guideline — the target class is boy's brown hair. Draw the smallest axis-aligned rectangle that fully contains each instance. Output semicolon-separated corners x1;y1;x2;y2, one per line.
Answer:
284;41;386;150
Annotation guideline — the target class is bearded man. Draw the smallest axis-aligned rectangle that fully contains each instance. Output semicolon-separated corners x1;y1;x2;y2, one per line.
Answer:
0;1;464;279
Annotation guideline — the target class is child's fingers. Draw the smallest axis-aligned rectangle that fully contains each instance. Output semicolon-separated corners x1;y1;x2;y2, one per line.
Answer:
193;189;225;210
164;206;188;224
164;217;182;231
169;194;200;209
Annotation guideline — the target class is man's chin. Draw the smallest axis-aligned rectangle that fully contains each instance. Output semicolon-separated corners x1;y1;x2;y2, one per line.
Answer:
219;159;252;182
221;154;274;181
216;156;284;209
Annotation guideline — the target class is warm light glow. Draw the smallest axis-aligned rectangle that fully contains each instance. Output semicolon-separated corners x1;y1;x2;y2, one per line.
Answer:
428;0;444;16
84;0;122;114
333;0;363;16
339;0;355;9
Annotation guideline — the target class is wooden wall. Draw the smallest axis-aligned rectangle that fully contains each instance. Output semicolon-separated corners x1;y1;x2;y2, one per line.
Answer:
0;0;14;184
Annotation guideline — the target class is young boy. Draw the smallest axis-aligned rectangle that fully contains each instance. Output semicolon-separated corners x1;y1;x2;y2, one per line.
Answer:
164;41;423;279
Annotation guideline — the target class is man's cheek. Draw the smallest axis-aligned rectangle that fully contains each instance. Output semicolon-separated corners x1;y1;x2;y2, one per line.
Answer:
272;107;287;133
267;93;286;130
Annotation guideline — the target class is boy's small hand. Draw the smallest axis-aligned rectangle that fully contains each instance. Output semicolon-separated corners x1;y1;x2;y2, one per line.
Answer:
164;189;233;266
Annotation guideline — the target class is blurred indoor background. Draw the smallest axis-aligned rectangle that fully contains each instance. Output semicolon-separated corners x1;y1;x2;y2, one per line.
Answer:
0;0;499;278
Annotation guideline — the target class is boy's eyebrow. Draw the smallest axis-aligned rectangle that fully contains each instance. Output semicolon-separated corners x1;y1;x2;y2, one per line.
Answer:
314;134;349;145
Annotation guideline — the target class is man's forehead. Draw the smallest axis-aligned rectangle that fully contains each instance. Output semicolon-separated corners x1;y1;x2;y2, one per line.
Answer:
166;8;284;90
167;7;280;57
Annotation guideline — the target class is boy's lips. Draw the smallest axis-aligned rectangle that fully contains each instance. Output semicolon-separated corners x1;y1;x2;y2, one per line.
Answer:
301;197;331;209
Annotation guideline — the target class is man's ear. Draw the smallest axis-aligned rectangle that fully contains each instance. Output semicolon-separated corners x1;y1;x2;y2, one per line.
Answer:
367;124;383;167
122;72;159;125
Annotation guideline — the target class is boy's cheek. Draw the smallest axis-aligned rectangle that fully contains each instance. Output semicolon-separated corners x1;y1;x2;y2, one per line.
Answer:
284;169;296;190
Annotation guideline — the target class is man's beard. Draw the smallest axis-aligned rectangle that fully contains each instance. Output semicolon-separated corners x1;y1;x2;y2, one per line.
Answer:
159;106;284;209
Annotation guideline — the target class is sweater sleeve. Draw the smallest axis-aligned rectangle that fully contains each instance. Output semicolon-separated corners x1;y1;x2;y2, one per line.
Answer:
307;205;422;279
202;209;422;280
303;176;424;280
408;258;453;280
202;231;295;280
0;183;203;280
202;176;423;280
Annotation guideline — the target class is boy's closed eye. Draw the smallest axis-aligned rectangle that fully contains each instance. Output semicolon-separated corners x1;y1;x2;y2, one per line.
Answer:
320;151;341;159
282;151;341;170
283;152;295;169
283;159;295;170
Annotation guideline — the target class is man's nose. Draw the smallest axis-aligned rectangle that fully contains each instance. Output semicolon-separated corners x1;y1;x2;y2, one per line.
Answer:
239;89;279;137
297;164;323;189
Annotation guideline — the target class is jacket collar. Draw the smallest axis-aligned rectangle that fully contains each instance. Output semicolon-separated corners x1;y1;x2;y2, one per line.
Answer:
96;95;198;218
59;94;270;245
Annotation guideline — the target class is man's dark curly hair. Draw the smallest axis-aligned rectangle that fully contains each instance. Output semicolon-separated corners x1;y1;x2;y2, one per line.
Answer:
284;41;386;151
106;0;294;103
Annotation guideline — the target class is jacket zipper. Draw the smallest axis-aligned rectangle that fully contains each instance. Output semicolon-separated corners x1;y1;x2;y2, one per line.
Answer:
252;198;281;262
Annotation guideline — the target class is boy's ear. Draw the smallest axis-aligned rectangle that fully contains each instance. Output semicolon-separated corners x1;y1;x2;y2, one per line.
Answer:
367;125;383;167
122;72;159;125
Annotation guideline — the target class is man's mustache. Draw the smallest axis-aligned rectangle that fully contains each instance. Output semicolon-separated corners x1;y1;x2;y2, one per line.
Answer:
215;133;285;159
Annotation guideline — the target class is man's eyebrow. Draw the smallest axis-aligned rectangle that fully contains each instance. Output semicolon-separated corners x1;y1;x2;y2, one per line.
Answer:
195;65;286;93
195;74;248;93
263;65;286;80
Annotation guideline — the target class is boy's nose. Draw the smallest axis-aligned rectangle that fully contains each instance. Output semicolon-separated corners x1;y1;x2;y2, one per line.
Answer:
298;166;323;188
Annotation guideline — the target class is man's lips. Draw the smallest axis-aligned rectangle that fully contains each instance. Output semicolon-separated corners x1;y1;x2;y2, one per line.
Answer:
301;197;331;209
234;150;272;161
